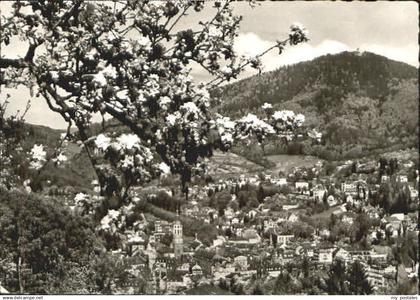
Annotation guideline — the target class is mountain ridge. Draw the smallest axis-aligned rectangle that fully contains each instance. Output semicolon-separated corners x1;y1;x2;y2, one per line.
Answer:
23;51;418;162
213;51;418;160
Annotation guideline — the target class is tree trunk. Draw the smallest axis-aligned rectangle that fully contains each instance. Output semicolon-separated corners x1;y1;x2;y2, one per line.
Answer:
17;250;23;293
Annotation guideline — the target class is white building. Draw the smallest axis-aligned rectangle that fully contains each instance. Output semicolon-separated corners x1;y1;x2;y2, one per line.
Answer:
224;207;235;220
381;175;390;183
319;229;331;238
264;219;276;231
282;204;299;211
191;264;203;276
277;234;294;246
212;236;226;248
212;265;236;280
243;229;261;244
342;215;354;225
327;195;337;206
313;186;327;201
318;248;334;264
234;255;248;271
341;182;357;194
177;263;190;273
334;248;350;263
365;265;385;289
287;213;299;223
409;186;418;199
275;178;288;186
231;217;240;224
248;209;258;218
295;181;309;190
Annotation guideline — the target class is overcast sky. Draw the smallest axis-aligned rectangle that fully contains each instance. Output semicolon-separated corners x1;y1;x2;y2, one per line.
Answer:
1;1;418;129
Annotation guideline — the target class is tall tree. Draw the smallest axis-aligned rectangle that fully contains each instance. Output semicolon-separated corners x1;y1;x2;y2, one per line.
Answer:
274;271;296;294
301;256;311;278
347;261;373;295
1;0;311;243
0;189;98;293
252;283;264;295
353;213;370;242
325;259;348;295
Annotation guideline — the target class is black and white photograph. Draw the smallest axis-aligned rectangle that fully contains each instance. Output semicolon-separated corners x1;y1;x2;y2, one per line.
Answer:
0;0;418;296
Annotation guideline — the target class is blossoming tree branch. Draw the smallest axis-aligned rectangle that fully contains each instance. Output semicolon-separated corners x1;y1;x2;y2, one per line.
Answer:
0;0;310;215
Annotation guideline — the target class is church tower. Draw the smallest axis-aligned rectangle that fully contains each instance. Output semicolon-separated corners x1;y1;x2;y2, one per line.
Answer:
145;243;157;271
173;220;183;259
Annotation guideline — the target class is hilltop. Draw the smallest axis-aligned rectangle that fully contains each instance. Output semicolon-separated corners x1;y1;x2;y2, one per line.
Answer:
213;51;418;160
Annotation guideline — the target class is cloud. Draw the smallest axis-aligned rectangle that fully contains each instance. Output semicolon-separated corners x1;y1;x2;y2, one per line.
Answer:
233;32;417;77
2;87;105;130
234;32;273;57
233;32;352;75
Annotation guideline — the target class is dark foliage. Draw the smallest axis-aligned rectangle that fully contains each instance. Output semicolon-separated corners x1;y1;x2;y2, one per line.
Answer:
214;51;418;160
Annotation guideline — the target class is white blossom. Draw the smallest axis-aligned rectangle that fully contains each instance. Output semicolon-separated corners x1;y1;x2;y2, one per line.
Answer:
122;203;135;215
159;96;172;109
102;65;118;79
92;72;107;87
86;48;98;60
54;152;67;165
215;116;236;144
290;22;308;35
159;162;171;174
100;209;120;230
195;86;210;106
74;192;88;203
272;110;295;121
0;1;313;239
121;155;134;168
289;22;309;45
221;132;233;144
95;134;111;151
116;134;141;150
92;65;117;87
295;113;305;126
29;144;46;169
166;114;178;126
180;102;200;114
221;66;233;76
208;26;223;39
116;90;129;100
308;128;323;142
261;103;273;110
137;36;151;48
50;71;59;81
238;113;275;134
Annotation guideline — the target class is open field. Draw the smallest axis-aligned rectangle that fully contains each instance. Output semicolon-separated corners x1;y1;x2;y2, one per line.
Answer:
265;154;323;175
207;152;324;179
207;151;264;178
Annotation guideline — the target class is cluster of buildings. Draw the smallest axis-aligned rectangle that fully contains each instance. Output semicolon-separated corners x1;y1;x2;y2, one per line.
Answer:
90;155;419;294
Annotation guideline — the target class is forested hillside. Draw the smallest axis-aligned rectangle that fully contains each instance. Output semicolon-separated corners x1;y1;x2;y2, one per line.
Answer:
213;51;418;160
20;51;418;173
